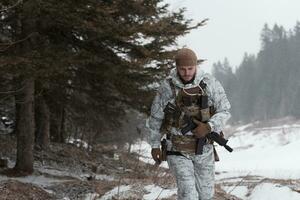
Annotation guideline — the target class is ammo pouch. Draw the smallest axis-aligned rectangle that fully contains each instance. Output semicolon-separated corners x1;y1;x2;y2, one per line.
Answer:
171;135;197;154
171;135;220;162
198;95;210;122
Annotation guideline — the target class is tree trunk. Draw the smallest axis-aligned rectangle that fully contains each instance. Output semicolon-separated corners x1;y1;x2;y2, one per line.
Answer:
12;97;20;136
50;106;65;143
14;78;35;174
35;94;50;150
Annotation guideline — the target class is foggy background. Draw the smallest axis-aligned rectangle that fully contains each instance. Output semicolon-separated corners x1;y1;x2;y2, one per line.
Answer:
166;0;300;72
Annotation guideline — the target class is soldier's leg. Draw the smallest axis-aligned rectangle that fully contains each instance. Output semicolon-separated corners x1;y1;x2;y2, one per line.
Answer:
167;155;198;200
193;144;215;200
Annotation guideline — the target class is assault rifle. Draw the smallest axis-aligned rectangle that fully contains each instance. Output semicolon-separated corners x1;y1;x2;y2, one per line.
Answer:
163;102;233;154
181;116;233;153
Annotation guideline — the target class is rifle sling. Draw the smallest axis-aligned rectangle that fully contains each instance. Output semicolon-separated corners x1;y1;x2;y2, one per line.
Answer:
166;151;184;156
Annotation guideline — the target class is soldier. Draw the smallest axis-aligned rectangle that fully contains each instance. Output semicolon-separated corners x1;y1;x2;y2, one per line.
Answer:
147;48;231;200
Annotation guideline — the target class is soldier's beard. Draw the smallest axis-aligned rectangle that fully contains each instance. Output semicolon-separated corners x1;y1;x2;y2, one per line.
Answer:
178;72;196;85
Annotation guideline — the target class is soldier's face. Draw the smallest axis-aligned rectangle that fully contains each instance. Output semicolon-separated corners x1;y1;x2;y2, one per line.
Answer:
177;65;197;82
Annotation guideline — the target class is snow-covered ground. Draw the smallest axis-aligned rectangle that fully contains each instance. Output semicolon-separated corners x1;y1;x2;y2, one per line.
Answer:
99;184;177;200
130;140;169;168
0;174;67;187
131;121;300;200
216;123;300;179
215;123;300;199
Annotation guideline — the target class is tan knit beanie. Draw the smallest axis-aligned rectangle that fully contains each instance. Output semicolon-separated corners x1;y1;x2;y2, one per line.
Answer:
175;48;198;67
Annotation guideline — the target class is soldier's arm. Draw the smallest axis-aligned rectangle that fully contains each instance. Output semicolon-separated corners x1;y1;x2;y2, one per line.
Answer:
206;77;231;132
147;80;170;148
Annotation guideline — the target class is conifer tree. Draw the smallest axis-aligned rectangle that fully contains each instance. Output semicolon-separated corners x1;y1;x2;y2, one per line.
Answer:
214;22;300;123
0;0;203;174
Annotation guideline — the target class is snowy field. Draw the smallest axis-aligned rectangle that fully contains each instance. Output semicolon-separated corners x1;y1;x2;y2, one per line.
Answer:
215;123;300;199
130;121;300;200
217;123;300;178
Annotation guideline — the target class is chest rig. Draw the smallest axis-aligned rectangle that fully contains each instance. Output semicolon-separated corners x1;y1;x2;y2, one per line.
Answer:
161;78;227;158
167;78;212;130
160;78;214;155
177;82;210;122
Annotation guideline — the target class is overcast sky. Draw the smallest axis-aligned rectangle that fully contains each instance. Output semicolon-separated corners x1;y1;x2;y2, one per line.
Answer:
165;0;300;72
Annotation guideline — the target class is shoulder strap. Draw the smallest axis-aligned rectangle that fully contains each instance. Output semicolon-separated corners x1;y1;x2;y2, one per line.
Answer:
168;78;176;99
199;79;207;90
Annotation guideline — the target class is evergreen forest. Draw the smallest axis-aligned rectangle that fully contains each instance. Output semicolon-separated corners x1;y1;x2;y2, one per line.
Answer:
213;23;300;123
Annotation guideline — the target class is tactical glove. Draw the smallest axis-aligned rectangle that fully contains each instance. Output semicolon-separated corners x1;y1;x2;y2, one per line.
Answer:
151;148;162;164
192;121;211;138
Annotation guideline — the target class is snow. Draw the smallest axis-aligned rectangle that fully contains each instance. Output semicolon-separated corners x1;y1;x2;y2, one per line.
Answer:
98;185;132;200
97;184;177;200
0;174;66;187
140;82;160;90
223;183;300;200
38;167;91;181
249;183;300;200
130;140;169;168
236;123;253;131
216;124;300;179
215;123;300;199
65;137;89;149
223;185;248;200
94;174;114;181
143;184;177;200
83;193;99;200
133;123;300;178
143;60;161;69
2;120;299;199
132;121;300;199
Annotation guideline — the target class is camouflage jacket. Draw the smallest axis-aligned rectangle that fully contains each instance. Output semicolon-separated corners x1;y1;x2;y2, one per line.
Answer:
147;66;231;148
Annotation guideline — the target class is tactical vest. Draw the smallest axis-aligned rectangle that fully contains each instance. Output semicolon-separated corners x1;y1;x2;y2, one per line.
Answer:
159;78;214;155
167;78;214;130
161;78;222;159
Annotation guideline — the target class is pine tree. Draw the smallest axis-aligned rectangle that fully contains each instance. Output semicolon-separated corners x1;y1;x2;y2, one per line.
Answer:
0;0;203;174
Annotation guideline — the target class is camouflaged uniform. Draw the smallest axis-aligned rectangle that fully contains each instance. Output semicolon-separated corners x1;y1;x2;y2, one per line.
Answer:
147;66;231;200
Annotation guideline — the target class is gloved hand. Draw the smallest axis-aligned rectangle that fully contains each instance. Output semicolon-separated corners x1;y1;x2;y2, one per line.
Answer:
192;121;211;138
151;148;162;164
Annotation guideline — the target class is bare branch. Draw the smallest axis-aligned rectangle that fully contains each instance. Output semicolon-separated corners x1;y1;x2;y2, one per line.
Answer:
0;83;26;95
0;32;35;52
0;0;22;13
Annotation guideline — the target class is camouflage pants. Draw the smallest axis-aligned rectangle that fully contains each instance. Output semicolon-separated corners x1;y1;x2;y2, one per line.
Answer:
167;144;215;200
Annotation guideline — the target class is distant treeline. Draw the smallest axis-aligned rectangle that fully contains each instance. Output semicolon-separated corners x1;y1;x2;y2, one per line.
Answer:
213;22;300;123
